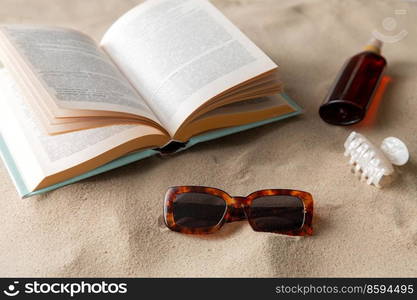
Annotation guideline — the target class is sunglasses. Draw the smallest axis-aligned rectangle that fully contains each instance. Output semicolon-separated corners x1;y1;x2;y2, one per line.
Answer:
163;186;313;236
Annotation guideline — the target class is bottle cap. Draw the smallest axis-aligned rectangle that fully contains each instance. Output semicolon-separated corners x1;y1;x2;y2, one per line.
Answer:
364;38;383;54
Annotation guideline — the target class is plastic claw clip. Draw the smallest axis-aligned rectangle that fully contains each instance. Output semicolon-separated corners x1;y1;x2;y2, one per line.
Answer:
344;131;409;188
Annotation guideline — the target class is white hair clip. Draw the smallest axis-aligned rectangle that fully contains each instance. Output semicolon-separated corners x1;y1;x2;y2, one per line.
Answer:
344;131;409;188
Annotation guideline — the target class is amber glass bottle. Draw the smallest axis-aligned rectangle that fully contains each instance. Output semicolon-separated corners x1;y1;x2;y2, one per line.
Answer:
319;38;387;125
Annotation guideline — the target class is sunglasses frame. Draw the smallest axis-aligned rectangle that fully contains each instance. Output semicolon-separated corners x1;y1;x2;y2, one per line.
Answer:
163;186;313;236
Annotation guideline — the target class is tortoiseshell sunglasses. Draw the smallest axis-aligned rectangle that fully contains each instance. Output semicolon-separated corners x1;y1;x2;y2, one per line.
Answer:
163;186;313;236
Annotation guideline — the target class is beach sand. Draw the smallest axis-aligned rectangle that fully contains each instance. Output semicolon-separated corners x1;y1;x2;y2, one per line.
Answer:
0;0;416;277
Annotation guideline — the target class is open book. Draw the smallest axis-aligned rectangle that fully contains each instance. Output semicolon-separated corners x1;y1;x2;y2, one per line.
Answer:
0;0;301;197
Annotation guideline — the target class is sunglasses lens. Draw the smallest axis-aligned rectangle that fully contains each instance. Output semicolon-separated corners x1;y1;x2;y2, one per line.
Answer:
173;193;227;229
248;195;304;232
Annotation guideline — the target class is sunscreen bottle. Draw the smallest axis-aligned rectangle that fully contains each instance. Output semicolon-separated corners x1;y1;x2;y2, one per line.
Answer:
319;38;387;125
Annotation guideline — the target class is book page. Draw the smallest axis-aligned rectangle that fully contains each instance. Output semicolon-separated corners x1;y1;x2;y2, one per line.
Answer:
0;68;167;192
101;0;277;136
197;95;290;118
175;94;295;141
0;25;158;121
